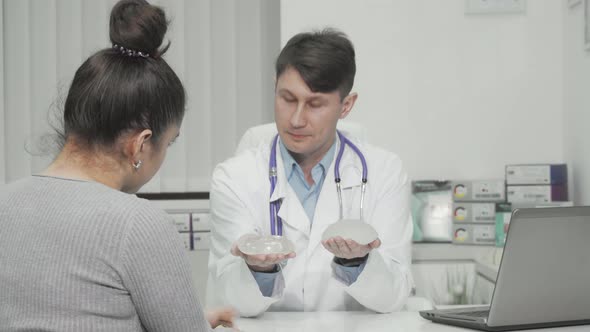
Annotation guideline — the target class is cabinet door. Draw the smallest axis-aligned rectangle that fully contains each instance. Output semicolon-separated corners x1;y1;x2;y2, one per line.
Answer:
187;250;210;302
471;274;495;305
411;262;476;305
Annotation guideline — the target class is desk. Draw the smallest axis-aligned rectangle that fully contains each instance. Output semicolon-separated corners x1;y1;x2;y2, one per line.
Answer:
234;311;587;332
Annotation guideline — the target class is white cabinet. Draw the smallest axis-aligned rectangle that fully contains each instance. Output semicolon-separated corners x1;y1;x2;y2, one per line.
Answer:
187;250;210;302
412;262;476;305
411;243;500;305
152;199;212;302
471;252;502;304
472;274;495;304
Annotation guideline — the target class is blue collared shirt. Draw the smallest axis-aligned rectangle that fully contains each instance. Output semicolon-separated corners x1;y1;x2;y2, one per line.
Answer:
278;139;336;223
252;137;365;296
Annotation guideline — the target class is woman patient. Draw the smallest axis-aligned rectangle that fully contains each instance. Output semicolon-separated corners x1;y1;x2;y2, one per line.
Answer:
0;0;233;330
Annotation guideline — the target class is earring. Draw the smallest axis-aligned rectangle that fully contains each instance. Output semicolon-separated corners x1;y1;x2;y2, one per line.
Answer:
132;160;143;170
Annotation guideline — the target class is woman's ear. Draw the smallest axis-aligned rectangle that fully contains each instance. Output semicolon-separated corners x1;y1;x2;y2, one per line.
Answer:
125;129;153;163
340;93;358;119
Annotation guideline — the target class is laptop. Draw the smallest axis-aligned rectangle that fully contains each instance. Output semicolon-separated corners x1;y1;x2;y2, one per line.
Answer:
420;206;590;331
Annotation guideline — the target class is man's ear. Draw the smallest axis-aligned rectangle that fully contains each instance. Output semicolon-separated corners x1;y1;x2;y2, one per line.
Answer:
340;93;358;119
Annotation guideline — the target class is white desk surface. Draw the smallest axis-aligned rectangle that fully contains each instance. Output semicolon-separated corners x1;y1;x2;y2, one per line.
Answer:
234;311;588;332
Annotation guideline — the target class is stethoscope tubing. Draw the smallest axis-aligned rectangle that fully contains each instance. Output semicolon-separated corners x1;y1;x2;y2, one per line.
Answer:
269;130;367;236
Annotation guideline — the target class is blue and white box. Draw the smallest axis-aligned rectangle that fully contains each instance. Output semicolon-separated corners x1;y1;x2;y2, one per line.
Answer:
505;164;567;185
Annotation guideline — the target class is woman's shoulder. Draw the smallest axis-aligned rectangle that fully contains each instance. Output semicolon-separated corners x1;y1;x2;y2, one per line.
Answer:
93;187;171;227
20;175;170;226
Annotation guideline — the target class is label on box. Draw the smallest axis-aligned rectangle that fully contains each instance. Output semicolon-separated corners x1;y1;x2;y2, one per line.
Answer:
453;184;468;200
453;206;468;222
472;204;495;222
453;203;496;223
452;180;506;202
453;224;495;245
507;186;551;204
506;164;567;185
473;224;495;243
472;182;504;200
506;165;550;185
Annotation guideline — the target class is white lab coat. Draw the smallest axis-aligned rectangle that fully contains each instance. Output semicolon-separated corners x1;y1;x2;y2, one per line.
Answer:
206;131;414;317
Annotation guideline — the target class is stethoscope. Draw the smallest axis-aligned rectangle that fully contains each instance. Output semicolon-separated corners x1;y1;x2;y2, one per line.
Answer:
269;130;368;236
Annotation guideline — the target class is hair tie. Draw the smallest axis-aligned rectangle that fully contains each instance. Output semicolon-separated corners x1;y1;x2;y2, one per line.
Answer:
112;44;150;58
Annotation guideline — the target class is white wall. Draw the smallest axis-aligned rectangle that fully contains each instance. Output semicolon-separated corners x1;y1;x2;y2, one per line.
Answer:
281;0;564;182
563;0;590;205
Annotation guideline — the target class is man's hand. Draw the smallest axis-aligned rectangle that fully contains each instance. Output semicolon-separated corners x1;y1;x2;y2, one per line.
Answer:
205;306;236;329
231;235;296;272
321;237;381;259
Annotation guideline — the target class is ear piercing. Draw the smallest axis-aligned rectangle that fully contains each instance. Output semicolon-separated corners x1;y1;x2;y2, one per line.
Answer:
133;160;143;170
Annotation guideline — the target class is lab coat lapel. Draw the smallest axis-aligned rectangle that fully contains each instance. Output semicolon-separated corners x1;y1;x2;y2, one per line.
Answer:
271;144;311;237
307;137;363;254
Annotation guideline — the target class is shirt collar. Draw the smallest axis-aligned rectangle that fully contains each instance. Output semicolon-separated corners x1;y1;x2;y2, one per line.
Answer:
278;136;337;182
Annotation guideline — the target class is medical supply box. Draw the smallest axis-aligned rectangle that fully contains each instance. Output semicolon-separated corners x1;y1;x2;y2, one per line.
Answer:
505;164;567;185
452;202;509;223
507;184;568;204
452;223;495;245
451;180;506;202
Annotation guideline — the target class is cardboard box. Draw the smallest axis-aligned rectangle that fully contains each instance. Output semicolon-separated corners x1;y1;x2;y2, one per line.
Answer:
452;223;495;245
451;180;506;202
506;164;567;185
507;185;568;204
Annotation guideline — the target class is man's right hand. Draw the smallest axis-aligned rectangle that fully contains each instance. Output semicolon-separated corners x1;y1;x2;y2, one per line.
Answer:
230;235;296;272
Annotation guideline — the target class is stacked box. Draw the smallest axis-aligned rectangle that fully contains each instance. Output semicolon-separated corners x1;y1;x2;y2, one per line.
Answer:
453;223;495;245
506;164;567;185
506;164;568;205
451;179;506;203
452;202;496;223
451;180;505;245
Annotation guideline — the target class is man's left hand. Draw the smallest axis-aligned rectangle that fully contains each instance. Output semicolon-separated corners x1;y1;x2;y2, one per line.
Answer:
321;237;381;259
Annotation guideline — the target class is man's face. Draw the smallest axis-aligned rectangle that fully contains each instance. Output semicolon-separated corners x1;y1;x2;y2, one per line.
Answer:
274;67;353;163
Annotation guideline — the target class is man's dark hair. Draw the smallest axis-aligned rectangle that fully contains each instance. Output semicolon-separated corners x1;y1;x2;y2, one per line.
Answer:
275;28;356;99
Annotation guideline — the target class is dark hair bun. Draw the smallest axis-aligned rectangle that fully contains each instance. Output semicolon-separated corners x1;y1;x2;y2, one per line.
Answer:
109;0;169;57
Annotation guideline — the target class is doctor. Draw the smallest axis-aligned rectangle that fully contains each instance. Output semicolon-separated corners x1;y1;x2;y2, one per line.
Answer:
207;28;413;317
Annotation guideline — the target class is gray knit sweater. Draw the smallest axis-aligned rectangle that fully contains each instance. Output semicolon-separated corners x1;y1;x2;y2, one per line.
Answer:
0;176;211;331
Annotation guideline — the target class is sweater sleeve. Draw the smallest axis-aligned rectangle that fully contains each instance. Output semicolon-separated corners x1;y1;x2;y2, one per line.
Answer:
119;206;211;332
